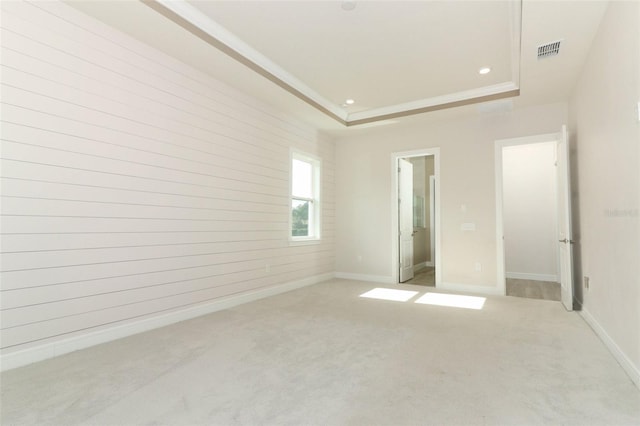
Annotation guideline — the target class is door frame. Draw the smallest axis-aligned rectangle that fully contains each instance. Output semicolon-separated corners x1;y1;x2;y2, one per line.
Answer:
391;148;441;285
428;175;436;267
556;125;574;311
494;132;559;295
398;158;415;283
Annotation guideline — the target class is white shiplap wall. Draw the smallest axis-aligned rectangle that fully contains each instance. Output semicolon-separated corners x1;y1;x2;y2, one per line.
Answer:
0;1;335;358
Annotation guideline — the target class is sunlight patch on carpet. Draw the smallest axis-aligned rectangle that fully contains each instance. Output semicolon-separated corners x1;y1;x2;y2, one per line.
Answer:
414;292;486;310
359;288;419;302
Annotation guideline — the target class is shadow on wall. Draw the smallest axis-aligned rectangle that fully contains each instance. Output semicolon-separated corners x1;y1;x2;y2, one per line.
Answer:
569;129;583;309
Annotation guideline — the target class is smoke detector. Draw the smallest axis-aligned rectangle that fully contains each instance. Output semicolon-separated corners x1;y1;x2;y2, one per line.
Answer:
537;40;562;59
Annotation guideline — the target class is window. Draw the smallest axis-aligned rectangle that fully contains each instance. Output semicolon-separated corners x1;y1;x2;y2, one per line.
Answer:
290;151;320;242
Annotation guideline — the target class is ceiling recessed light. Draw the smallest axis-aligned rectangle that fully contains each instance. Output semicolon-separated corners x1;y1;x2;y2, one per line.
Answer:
345;99;355;105
478;67;491;75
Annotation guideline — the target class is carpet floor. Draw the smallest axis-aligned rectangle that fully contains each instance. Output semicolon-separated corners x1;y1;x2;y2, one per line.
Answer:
2;279;639;425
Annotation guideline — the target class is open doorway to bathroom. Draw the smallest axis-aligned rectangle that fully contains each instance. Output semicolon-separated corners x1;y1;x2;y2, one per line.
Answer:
402;155;436;286
393;149;440;287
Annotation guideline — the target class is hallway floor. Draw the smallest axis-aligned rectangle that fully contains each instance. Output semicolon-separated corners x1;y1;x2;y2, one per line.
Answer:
405;266;435;286
506;278;561;301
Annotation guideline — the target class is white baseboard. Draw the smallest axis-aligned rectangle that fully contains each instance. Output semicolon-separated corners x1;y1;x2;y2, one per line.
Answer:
579;308;640;390
439;282;504;296
334;272;394;284
413;262;427;273
506;272;558;282
0;272;333;372
425;261;434;267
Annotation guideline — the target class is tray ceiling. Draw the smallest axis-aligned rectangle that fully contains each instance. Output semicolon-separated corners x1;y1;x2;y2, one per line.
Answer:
145;0;522;125
67;0;610;130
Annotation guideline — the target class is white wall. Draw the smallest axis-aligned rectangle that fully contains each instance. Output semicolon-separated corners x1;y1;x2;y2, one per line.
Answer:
502;142;558;281
0;1;335;357
569;1;640;384
335;102;567;290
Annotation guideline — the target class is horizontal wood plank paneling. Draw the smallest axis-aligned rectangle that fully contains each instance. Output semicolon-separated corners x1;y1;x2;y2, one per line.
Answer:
0;1;336;353
0;263;334;349
2;177;288;211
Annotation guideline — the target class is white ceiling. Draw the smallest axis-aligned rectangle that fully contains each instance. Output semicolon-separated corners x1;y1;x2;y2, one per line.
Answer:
188;1;514;112
66;0;609;132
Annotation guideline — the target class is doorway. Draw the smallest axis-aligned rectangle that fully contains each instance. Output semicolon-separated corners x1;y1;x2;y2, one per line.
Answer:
502;141;560;300
495;127;574;310
392;149;441;287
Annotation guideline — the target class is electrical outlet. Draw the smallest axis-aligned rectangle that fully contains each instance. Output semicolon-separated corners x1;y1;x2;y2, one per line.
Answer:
357;255;362;263
474;262;482;272
583;276;589;290
265;264;271;273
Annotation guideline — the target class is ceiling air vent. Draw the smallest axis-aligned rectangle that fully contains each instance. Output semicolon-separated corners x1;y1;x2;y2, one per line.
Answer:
537;40;562;59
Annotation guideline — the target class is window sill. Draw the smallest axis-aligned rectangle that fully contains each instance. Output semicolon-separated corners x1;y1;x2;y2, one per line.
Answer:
289;238;322;246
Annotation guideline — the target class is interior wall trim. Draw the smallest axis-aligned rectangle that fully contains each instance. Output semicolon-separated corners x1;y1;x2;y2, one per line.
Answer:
439;282;504;297
413;262;428;273
0;273;334;372
334;272;395;284
506;272;559;282
580;308;640;390
347;89;520;126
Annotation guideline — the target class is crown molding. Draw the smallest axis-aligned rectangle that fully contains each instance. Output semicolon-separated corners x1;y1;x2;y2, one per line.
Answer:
346;83;520;126
142;0;348;125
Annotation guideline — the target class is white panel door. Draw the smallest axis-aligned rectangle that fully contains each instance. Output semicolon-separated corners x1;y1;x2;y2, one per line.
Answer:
557;125;574;311
399;159;414;282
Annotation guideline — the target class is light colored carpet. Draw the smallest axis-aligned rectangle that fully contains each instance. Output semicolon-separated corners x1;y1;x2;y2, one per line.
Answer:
2;279;639;425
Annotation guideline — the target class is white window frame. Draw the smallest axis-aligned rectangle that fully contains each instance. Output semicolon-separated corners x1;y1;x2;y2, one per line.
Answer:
289;150;321;244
